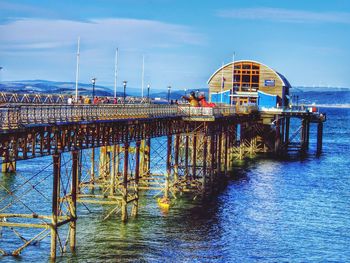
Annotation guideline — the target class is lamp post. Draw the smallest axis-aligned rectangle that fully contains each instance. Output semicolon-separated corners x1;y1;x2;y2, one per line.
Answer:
184;88;187;96
147;84;150;103
91;77;96;99
196;89;199;97
167;86;171;102
123;80;127;104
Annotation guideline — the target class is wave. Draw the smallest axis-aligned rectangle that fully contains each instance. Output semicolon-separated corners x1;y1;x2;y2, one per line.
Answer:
305;103;350;108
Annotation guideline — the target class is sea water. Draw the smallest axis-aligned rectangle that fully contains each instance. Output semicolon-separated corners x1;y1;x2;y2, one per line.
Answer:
1;91;350;262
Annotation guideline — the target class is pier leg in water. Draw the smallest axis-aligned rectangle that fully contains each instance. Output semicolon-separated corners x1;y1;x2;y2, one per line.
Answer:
50;153;61;259
131;141;140;217
274;116;281;155
192;134;197;179
110;145;116;196
284;117;290;153
301;118;307;153
317;122;323;155
90;147;95;191
202;135;208;195
121;142;129;222
224;129;228;177
174;135;180;183
69;150;79;252
1;160;16;173
159;135;172;207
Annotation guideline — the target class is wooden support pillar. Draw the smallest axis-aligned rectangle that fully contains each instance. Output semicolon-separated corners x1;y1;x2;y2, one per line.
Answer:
115;145;120;178
192;134;197;179
146;138;151;176
185;135;189;179
217;133;222;175
90;147;95;187
174;134;180;182
281;117;285;145
1;160;16;173
239;123;245;160
70;151;78;251
121;142;129;222
317;122;323;155
99;146;108;179
202;135;208;193
165;135;172;200
210;133;216;187
110;145;116;196
301;118;307;152
50;153;61;259
285;117;290;150
274;117;281;154
306;119;310;150
224;129;228;177
131;141;140;217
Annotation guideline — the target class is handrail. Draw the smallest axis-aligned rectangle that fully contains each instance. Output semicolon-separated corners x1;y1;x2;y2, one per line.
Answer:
0;104;255;130
0;92;149;104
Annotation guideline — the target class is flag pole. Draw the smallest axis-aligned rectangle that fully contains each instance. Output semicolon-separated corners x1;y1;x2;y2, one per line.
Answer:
220;61;224;103
114;48;119;98
75;36;80;102
141;55;145;97
231;52;235;106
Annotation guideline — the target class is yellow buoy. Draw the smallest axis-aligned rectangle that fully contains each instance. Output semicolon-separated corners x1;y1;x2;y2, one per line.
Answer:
157;198;170;210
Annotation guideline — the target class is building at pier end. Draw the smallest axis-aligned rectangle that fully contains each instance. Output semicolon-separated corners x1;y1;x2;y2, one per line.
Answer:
208;60;292;108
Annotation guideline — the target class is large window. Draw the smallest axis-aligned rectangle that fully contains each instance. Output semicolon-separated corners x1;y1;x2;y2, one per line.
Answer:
232;62;260;92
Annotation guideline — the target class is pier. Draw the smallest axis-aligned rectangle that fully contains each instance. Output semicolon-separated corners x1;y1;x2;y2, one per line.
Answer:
0;97;325;259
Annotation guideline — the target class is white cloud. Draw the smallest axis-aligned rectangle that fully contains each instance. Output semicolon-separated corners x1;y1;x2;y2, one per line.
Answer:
217;7;350;24
0;18;203;51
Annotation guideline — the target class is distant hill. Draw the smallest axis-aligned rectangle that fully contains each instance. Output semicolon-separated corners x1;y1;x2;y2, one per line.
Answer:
293;86;350;92
0;80;114;96
0;80;210;99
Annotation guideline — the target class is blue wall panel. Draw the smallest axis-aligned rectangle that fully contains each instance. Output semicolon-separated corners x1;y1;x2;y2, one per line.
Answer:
258;91;277;108
211;90;230;104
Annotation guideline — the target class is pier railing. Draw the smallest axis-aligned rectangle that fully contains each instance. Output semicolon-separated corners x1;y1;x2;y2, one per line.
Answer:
0;104;242;130
0;92;149;104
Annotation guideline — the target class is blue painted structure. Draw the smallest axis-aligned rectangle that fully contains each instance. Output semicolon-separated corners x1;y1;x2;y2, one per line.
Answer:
211;90;230;104
257;91;277;108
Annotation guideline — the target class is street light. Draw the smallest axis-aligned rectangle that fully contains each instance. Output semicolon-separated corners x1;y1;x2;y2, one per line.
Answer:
167;86;171;102
147;84;150;103
91;77;96;99
123;80;127;104
184;88;187;96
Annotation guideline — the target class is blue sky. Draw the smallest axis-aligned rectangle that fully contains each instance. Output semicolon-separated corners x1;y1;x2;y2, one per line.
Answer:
0;0;350;92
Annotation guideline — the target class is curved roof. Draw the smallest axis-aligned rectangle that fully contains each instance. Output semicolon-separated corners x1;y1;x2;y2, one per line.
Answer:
207;59;292;89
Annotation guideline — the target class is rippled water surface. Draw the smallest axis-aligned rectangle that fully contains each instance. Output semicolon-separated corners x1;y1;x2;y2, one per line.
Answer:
1;105;350;262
